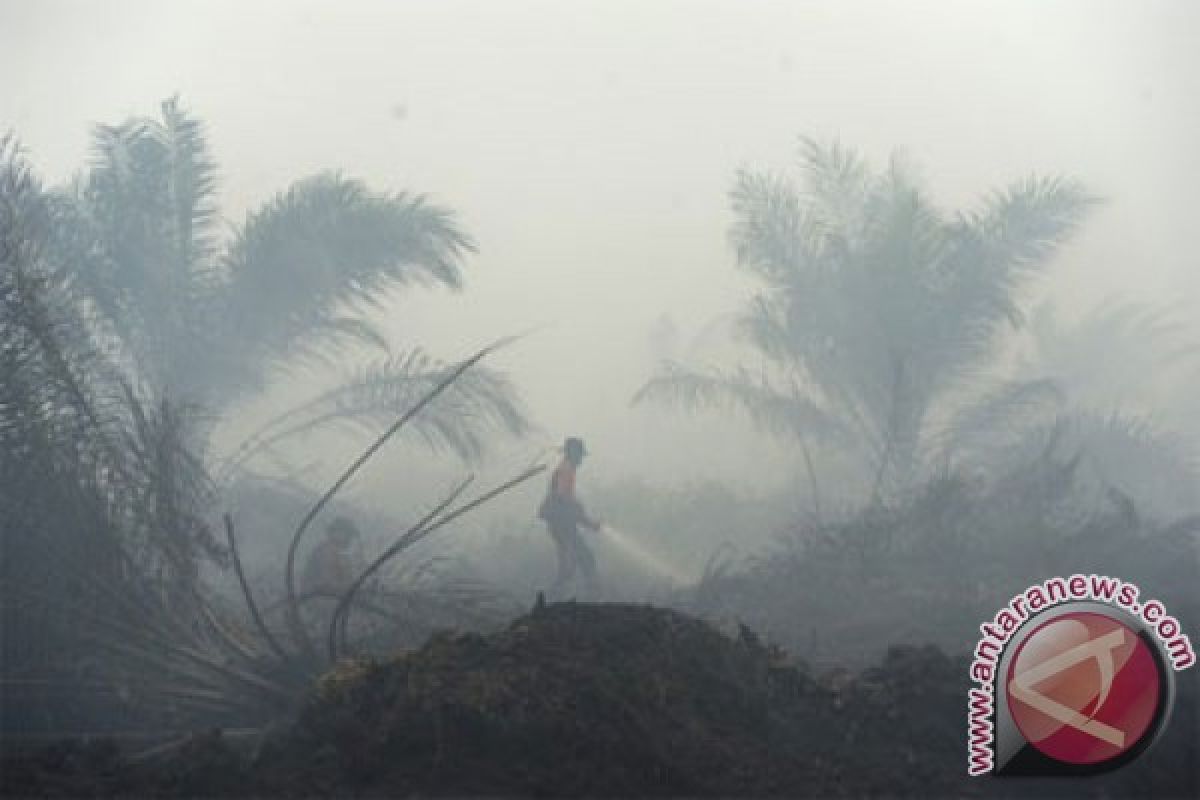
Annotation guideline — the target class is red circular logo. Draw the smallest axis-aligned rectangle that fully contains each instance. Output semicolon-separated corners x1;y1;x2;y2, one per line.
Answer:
1006;611;1161;765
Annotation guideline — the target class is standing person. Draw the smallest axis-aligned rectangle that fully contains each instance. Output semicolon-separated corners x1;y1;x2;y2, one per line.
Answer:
538;437;602;597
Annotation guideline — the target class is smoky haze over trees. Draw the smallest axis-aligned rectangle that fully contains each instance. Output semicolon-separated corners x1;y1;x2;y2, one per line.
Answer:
636;141;1096;503
1;2;1198;797
50;96;527;468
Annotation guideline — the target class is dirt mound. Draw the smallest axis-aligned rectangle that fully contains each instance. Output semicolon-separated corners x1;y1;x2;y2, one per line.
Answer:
4;602;1195;798
260;601;834;796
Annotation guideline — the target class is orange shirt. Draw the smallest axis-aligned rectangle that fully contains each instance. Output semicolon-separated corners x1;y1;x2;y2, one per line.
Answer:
553;460;577;499
540;459;589;527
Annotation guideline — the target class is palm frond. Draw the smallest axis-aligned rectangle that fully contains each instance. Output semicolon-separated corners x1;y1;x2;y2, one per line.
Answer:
797;136;871;242
884;176;1095;397
1;133;46;258
156;94;219;271
219;172;475;379
633;361;853;446
223;349;527;475
729;169;821;286
942;177;1095;332
735;294;797;364
973;410;1198;513
935;377;1065;465
117;383;225;579
1024;299;1199;410
1;134;127;474
973;176;1096;274
1072;412;1199;508
47;99;224;397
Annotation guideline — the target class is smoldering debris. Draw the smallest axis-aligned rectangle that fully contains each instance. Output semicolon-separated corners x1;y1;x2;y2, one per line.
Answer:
4;602;1195;798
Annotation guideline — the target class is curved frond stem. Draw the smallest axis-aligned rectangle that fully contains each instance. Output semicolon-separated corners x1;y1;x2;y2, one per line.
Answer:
328;474;476;662
216;351;527;483
333;463;547;659
223;513;290;663
282;338;515;659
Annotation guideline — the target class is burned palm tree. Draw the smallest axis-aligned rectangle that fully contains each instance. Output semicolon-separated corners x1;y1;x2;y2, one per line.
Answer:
100;340;546;725
201;341;549;715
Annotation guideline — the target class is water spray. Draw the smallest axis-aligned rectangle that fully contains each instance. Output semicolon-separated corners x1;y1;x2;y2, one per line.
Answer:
600;525;692;585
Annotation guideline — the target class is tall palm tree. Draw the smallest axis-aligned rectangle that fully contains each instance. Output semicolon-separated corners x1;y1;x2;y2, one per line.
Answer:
635;138;1093;499
46;96;527;472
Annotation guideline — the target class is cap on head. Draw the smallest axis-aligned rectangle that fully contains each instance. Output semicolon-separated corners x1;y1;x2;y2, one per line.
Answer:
564;436;587;462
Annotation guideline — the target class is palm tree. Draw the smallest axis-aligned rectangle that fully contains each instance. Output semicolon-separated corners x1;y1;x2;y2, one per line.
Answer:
46;96;527;473
635;139;1093;500
979;300;1200;514
1021;299;1197;419
3;133;220;731
3;110;532;730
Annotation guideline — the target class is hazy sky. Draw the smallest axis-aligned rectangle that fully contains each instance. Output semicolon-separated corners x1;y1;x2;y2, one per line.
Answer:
4;0;1198;492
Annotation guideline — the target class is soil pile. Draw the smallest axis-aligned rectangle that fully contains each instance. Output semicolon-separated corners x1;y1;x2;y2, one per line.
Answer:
262;601;844;796
3;601;1195;797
